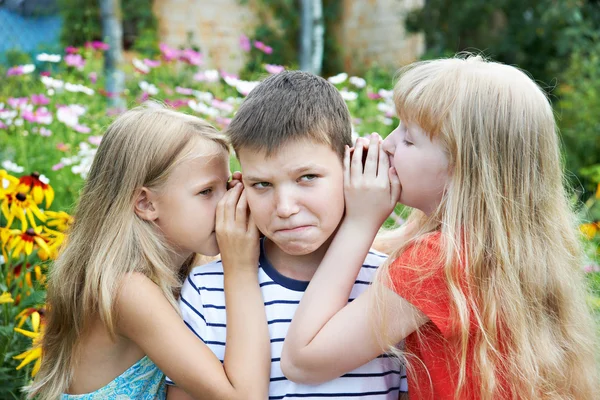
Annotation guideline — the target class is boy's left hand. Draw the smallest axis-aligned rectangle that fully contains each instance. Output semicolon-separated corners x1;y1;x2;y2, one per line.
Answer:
344;133;400;232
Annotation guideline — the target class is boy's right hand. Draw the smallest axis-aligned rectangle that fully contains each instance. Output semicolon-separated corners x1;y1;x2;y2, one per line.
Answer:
215;183;260;272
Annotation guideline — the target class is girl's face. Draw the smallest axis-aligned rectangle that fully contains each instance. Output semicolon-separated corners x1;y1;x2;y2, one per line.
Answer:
382;122;450;215
152;140;230;261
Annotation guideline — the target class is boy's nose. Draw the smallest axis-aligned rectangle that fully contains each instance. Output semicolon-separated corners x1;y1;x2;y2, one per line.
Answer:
275;188;300;218
382;135;394;155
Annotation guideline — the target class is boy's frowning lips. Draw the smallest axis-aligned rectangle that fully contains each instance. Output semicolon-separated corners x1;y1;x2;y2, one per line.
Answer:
274;225;313;233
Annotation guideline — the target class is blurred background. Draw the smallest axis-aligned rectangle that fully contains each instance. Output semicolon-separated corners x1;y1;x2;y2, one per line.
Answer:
0;0;599;397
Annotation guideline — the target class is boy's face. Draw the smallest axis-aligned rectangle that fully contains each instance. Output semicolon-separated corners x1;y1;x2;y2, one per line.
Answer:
239;140;345;256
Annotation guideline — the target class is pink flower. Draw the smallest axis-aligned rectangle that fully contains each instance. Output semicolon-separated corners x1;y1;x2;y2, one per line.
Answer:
65;54;86;69
215;116;232;127
164;99;188;109
39;127;52;137
31;94;50;106
22;107;52;124
88;136;102;145
52;162;65;171
138;92;150;103
211;99;234;113
8;97;29;109
91;41;109;51
584;264;600;273
175;86;194;95
65;46;79;54
7;65;34;76
240;34;251;52
74;124;91;134
160;43;180;62
88;72;98;84
106;107;126;117
40;71;51;77
367;92;381;100
0;121;7;129
56;143;69;152
180;49;203;66
144;59;161;68
254;41;273;54
265;64;285;74
219;70;238;80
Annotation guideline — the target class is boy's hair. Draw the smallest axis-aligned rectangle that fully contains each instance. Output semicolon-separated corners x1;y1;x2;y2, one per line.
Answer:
375;55;598;399
226;70;352;160
30;105;228;399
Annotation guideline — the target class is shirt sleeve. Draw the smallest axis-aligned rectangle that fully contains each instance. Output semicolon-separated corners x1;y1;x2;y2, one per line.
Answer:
387;233;453;336
165;274;207;386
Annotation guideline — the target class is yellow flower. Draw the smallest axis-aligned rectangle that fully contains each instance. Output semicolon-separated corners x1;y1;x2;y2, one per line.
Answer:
13;311;43;376
7;226;53;259
0;169;19;196
44;210;73;232
596;183;600;200
0;291;14;304
1;192;46;231
17;172;55;208
36;227;65;261
580;223;598;240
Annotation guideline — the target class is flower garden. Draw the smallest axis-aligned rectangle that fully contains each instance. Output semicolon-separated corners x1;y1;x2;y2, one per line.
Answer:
1;40;599;397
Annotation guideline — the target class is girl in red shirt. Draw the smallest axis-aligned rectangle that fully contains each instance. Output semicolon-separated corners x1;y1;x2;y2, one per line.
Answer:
281;55;598;399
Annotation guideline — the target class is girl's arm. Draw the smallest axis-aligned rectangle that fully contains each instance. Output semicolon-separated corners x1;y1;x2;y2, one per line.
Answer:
117;183;269;400
281;135;427;384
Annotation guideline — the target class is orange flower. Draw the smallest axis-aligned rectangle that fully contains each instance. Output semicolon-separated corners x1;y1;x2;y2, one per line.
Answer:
17;172;54;208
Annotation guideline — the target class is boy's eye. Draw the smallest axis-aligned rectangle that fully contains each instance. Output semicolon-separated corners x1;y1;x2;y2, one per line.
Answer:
198;188;212;196
252;182;271;189
402;139;413;147
299;174;317;182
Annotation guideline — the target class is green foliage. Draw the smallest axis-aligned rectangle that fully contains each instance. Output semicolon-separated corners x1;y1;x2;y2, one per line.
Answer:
556;36;600;195
406;0;600;88
58;0;158;53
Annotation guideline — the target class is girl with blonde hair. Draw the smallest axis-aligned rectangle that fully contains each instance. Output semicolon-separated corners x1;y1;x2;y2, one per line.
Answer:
281;55;599;399
29;105;270;399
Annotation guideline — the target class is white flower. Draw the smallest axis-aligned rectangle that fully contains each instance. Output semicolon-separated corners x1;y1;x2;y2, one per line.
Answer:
340;90;358;101
193;90;214;103
21;64;35;74
132;58;150;74
65;83;95;96
377;102;395;115
47;89;55;96
2;160;24;173
61;142;97;178
14;118;23;126
37;53;61;63
139;81;159;95
328;73;348;85
39;174;50;184
0;110;18;120
349;76;366;88
188;100;220;117
41;76;64;89
204;69;219;82
57;105;86;128
378;89;393;99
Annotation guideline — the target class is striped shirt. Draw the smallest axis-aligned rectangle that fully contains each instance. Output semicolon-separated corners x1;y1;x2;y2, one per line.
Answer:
167;240;408;398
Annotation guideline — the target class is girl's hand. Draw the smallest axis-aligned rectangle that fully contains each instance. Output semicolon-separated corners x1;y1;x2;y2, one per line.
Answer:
344;133;400;232
216;183;260;273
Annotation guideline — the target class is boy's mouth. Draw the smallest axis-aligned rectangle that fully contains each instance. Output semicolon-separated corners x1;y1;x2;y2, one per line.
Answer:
276;225;311;233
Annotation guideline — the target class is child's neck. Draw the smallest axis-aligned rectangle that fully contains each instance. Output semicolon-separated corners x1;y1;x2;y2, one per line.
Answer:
263;237;332;282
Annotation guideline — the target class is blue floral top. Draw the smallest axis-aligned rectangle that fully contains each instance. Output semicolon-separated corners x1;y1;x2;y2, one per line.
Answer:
61;356;166;399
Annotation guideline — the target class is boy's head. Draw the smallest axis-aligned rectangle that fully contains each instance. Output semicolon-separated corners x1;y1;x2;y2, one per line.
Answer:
226;71;352;256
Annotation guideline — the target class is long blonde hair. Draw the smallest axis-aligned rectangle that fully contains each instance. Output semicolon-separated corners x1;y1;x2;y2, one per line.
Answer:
29;105;229;399
375;55;599;399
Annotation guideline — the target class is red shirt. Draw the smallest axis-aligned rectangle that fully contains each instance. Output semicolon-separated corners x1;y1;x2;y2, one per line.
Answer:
389;232;479;399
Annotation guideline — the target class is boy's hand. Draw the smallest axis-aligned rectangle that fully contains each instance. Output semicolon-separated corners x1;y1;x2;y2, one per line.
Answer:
216;182;260;273
344;133;400;232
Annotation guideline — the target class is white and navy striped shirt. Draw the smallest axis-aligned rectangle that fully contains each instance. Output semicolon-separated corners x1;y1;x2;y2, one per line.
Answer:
167;240;408;398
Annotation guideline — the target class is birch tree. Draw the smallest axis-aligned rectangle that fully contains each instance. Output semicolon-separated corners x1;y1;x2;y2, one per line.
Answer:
100;0;126;109
299;0;324;75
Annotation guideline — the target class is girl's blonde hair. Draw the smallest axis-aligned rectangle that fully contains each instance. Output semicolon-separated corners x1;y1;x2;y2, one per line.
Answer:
29;105;229;399
375;55;598;399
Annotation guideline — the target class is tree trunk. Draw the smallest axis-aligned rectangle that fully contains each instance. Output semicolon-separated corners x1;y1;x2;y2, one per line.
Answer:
100;0;126;109
300;0;324;75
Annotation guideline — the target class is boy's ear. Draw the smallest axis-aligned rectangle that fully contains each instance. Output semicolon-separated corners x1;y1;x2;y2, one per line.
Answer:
134;187;159;221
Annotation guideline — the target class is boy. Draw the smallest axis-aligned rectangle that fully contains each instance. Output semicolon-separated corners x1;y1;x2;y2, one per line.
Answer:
168;71;407;398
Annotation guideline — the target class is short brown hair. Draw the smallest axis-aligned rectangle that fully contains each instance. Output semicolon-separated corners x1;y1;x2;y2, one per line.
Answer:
226;70;352;160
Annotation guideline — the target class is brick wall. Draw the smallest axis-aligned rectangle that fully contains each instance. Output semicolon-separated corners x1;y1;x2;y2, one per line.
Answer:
337;0;425;73
153;0;424;74
153;0;257;73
